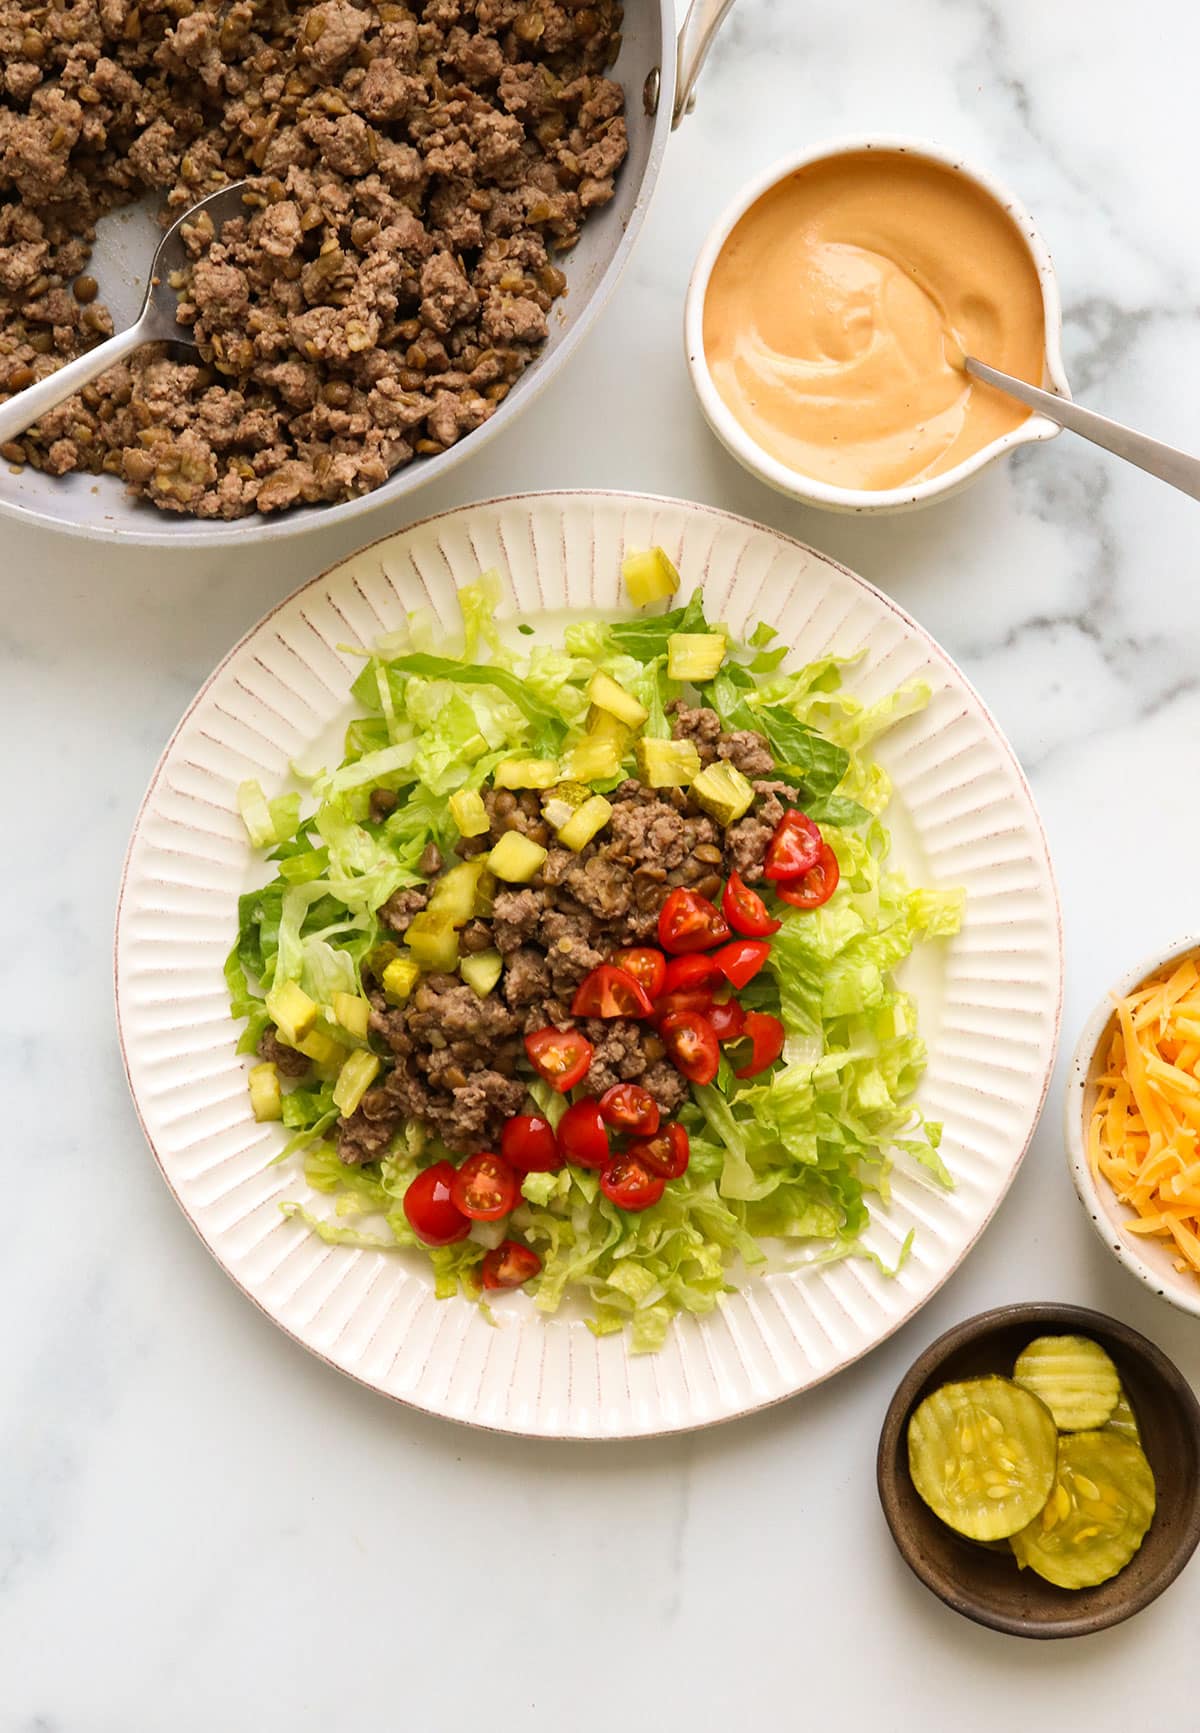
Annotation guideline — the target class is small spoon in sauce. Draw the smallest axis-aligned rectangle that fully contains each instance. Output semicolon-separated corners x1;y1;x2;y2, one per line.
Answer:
962;355;1200;502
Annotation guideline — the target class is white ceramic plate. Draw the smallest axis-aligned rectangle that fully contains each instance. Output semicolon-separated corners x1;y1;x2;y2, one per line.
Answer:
115;491;1063;1438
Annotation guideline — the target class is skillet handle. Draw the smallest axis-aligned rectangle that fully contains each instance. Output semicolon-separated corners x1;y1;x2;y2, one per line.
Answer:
673;0;737;127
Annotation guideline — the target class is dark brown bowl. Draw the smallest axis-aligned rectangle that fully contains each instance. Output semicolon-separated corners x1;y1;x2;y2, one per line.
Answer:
877;1303;1200;1638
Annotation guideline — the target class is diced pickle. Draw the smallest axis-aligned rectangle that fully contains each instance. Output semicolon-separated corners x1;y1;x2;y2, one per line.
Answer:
555;794;613;852
428;858;491;926
689;761;755;826
907;1377;1059;1541
585;707;632;750
460;948;504;997
623;545;680;607
265;979;317;1047
667;632;727;682
588;670;648;728
332;1049;381;1117
493;757;560;790
332;991;370;1040
448;788;490;837
248;1062;282;1122
1011;1431;1156;1589
562;738;621;784
636;736;701;788
382;955;420;1004
403;910;460;971
487;831;548;882
295;1028;346;1067
1013;1335;1121;1432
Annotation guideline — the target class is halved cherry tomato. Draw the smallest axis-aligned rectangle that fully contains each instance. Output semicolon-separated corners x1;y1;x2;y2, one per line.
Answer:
722;870;781;937
712;938;771;989
776;843;840;910
733;1010;786;1079
650;986;715;1025
600;1152;666;1212
764;810;823;882
556;1098;611;1170
657;887;731;955
500;1114;562;1174
403;1161;470;1245
450;1152;519;1221
571;963;653;1020
660;1009;720;1085
481;1240;542;1290
599;1083;660;1136
662;953;722;994
611;947;667;1002
631;1122;690;1180
525;1026;593;1092
708;998;746;1043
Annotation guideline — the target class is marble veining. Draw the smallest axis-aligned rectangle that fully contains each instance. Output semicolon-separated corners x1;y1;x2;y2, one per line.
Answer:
4;0;1200;1726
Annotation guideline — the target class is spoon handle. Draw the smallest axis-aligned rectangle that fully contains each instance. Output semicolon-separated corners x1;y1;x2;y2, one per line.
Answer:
966;357;1200;503
0;319;150;447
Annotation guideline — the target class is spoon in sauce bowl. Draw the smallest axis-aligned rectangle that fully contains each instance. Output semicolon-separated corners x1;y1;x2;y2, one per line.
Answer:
959;355;1200;503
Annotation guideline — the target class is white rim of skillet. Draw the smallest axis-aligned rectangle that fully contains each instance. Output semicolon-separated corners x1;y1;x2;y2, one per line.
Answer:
683;132;1071;512
113;489;1065;1437
1065;934;1200;1320
0;39;676;548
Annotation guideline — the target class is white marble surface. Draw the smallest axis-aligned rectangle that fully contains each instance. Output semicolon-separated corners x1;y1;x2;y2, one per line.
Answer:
6;0;1200;1725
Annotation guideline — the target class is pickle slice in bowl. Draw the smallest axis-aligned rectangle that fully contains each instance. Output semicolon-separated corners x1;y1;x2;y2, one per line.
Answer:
1013;1334;1121;1432
1011;1431;1157;1590
907;1377;1059;1542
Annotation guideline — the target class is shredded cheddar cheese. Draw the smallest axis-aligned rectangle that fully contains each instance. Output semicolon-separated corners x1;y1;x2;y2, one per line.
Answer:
1089;957;1200;1279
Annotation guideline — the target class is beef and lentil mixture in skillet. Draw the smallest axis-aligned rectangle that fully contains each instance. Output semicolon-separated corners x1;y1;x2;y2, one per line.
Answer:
318;705;790;1163
0;0;627;516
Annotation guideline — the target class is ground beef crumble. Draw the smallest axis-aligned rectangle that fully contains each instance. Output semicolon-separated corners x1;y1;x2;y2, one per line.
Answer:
0;0;628;517
336;712;781;1164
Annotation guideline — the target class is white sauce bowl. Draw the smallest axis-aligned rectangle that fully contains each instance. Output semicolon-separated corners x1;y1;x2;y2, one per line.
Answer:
1065;935;1200;1322
684;134;1070;514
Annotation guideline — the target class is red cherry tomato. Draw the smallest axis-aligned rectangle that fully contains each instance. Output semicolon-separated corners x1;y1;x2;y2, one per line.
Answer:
403;1161;470;1245
524;1026;593;1092
630;1122;690;1180
722;870;781;937
708;998;746;1043
764;810;824;882
662;953;722;994
657;888;731;955
599;1083;660;1136
500;1114;562;1174
611;947;667;1001
650;986;715;1025
712;938;771;989
556;1098;611;1170
776;842;840;910
571;963;654;1020
660;1009;720;1085
481;1240;543;1290
600;1153;666;1212
733;1010;786;1079
450;1152;519;1221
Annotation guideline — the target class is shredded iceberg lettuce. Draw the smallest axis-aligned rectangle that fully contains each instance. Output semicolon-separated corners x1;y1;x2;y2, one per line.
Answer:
227;576;962;1349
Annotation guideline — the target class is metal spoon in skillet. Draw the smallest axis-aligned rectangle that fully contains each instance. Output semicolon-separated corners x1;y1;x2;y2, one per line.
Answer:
965;355;1200;502
0;180;252;447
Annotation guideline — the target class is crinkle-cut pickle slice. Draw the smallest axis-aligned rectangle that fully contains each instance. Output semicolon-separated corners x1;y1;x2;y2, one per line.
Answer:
907;1377;1059;1542
1013;1334;1121;1432
1011;1431;1156;1589
1105;1384;1142;1445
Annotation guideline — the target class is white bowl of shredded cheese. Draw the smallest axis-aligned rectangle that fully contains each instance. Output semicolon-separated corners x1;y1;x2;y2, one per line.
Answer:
1067;937;1200;1321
